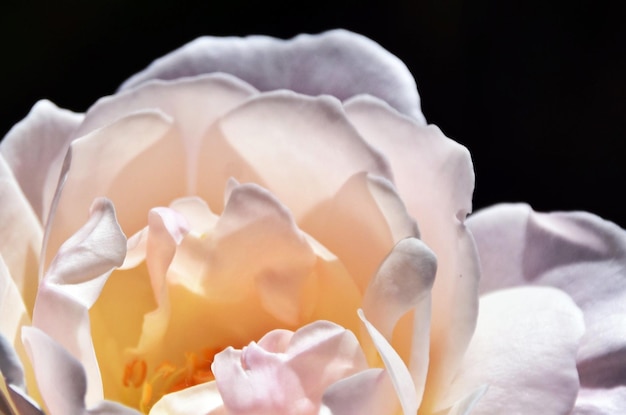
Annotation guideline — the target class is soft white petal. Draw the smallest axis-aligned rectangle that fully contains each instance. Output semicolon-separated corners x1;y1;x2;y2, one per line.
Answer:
149;381;225;415
0;100;83;223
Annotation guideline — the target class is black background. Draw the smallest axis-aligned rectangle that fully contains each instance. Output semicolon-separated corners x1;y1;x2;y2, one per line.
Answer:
2;1;625;226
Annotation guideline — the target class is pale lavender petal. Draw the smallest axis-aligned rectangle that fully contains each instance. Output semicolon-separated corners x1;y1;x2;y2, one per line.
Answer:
0;100;83;223
573;386;626;414
120;30;425;121
440;287;584;415
467;204;626;389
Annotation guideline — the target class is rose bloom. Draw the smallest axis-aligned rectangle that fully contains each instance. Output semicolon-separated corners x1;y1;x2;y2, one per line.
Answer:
0;30;625;415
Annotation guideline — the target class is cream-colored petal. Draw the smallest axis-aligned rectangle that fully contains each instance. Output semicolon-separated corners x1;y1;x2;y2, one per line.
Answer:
0;156;43;314
74;74;258;194
196;91;392;220
345;96;480;406
149;381;225;415
301;172;418;294
44;110;186;270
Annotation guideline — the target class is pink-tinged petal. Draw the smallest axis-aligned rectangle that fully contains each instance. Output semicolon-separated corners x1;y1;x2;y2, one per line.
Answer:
149;381;226;415
214;345;307;415
466;204;626;389
73;74;257;194
302;172;419;294
197;91;392;221
0;156;43;314
22;327;140;415
33;198;126;406
345;96;480;406
321;369;395;415
120;30;425;121
283;321;368;400
213;321;368;415
573;386;626;414
440;287;584;415
362;237;436;405
44;110;186;270
0;100;83;223
358;310;418;415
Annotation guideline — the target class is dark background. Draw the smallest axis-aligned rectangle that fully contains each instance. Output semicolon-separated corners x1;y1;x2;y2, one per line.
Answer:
2;1;625;226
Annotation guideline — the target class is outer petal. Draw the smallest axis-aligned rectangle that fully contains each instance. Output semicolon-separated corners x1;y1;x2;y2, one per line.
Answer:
120;30;425;121
0;100;84;223
321;369;394;415
22;327;141;415
440;287;584;415
32;198;126;406
466;204;626;389
573;386;626;414
345;95;480;407
0;155;43;314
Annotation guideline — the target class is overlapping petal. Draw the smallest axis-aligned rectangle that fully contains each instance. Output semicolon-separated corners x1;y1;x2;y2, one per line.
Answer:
120;30;425;122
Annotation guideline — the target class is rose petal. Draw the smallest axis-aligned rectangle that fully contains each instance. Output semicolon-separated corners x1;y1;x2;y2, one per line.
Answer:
440;287;584;415
119;30;425;121
149;381;226;415
345;95;480;405
0;156;43;313
22;327;140;415
358;310;418;415
74;74;257;194
0;100;83;223
467;204;626;388
33;198;126;406
321;368;395;415
197;91;392;221
362;237;436;405
302;172;419;294
44;109;186;270
173;182;316;324
573;386;626;414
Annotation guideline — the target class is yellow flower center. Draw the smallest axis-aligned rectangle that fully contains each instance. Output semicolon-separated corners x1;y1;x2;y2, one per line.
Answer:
122;347;221;413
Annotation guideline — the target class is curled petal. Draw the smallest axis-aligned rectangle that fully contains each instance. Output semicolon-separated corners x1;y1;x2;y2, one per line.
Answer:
358;310;418;415
33;198;126;406
120;30;425;121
